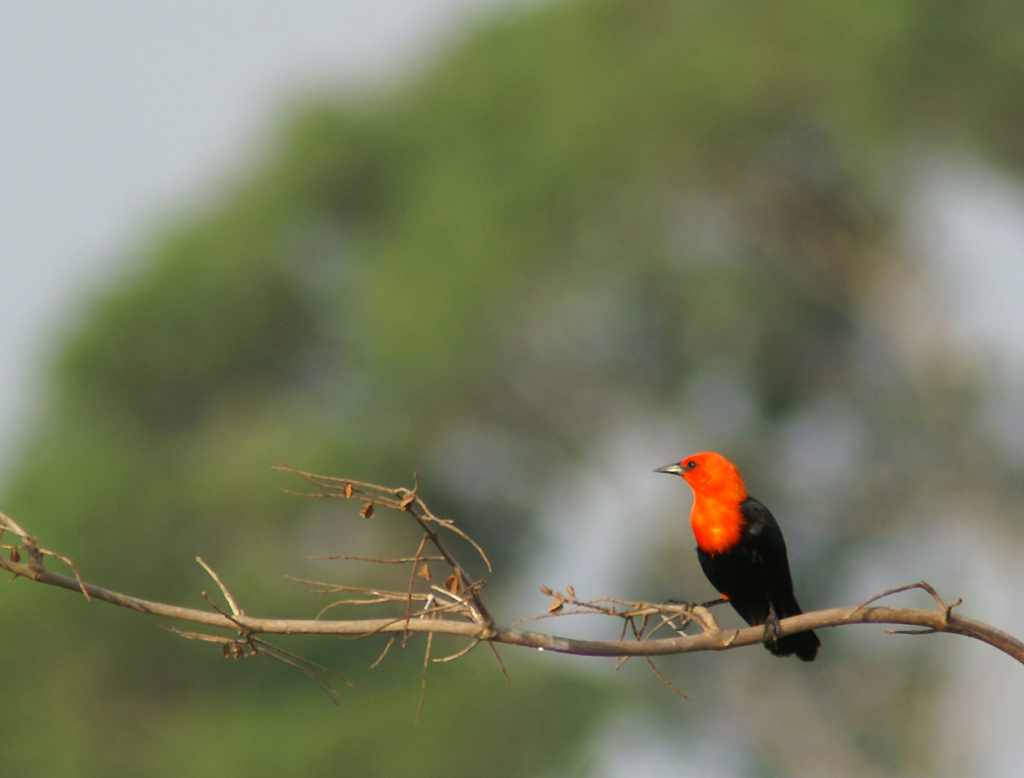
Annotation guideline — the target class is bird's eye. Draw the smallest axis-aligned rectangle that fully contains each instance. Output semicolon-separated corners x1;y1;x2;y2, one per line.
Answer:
685;461;698;470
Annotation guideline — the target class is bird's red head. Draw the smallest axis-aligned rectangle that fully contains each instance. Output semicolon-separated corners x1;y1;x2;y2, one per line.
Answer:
656;452;749;554
656;452;748;502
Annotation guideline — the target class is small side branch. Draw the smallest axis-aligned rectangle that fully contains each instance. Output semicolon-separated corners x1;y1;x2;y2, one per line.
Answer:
197;557;243;617
273;464;498;639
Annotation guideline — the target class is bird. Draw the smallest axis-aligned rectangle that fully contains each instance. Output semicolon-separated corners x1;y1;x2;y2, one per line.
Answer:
656;452;820;661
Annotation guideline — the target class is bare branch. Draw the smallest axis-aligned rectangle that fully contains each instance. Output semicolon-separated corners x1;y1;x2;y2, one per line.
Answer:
4;472;1024;706
4;547;1021;664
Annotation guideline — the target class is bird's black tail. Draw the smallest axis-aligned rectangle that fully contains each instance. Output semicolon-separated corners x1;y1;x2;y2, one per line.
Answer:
761;596;820;661
725;592;821;661
769;629;820;662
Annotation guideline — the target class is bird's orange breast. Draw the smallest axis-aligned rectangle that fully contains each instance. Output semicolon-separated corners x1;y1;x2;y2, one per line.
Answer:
690;497;746;554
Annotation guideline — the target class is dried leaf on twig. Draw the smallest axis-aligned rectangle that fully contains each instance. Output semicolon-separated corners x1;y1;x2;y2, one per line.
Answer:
444;573;462;594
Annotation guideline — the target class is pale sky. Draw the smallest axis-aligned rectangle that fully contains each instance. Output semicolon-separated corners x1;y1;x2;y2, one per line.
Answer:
0;1;527;478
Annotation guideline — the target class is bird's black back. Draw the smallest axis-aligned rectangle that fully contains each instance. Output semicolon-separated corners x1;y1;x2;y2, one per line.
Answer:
696;496;820;661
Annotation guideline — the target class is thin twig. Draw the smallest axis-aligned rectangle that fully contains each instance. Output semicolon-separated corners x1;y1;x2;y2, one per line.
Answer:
197;557;242;616
404;534;429;644
433;639;481;663
252;637;353;687
251;638;347;703
644;656;689;699
414;512;492;573
488;643;511;688
416;631;434;723
201;592;249;635
333;598;472;642
371;635;397;668
164;627;237;644
315;598;402;618
847;581;940;617
311;555;445;564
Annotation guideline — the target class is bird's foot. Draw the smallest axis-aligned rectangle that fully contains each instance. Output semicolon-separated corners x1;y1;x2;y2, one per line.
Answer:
763;605;781;649
665;597;728;611
665;599;696;613
665;599;723;633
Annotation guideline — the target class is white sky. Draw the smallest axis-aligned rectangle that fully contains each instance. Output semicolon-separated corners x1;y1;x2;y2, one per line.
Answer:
0;1;527;477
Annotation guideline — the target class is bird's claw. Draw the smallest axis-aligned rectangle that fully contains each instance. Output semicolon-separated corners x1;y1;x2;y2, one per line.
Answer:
665;599;697;615
665;598;730;621
700;597;729;610
763;607;781;648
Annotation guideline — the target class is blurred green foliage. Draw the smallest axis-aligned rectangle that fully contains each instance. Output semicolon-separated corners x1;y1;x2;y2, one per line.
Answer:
3;0;1024;775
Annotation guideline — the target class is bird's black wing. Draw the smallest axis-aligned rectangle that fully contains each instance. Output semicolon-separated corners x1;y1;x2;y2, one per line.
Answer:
740;496;820;661
739;497;801;617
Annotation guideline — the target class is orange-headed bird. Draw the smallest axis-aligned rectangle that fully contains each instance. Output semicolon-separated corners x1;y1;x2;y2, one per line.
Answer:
657;452;820;661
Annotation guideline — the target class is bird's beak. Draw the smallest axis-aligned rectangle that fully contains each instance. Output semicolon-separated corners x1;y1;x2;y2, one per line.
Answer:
655;463;685;476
